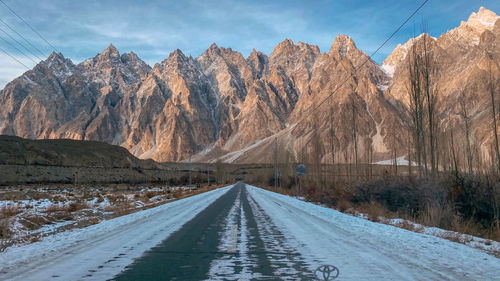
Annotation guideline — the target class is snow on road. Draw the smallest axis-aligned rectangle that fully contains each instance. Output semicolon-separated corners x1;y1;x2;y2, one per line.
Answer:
2;184;499;280
246;185;500;281
0;185;232;281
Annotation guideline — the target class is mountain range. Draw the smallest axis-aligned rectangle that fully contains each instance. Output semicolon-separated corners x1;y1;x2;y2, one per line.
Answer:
0;7;498;164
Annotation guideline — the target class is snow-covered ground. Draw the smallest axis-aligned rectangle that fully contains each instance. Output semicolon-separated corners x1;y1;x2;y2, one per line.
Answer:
246;185;500;280
374;156;418;166
0;185;196;248
0;185;232;281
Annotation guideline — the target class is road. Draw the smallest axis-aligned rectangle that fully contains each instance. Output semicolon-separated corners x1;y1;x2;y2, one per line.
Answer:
113;183;316;280
1;183;499;280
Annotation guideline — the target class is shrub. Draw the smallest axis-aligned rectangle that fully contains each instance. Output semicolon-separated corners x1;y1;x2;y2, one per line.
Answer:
453;174;499;228
351;178;446;217
357;202;388;222
67;201;89;212
0;205;20;218
44;204;67;213
0;219;11;239
21;215;49;230
418;204;456;229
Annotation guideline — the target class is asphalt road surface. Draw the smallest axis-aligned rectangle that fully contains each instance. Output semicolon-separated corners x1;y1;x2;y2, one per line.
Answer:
112;183;317;280
2;183;499;280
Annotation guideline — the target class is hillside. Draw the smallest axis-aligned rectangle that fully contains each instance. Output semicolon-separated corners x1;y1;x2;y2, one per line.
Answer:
0;135;179;185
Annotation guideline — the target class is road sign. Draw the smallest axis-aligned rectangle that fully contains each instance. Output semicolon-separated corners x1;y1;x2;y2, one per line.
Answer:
295;164;307;176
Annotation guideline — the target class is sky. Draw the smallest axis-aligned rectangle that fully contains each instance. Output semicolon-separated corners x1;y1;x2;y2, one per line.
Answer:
0;0;499;89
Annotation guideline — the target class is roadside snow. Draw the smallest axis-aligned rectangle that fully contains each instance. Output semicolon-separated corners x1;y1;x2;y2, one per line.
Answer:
247;185;500;280
374;156;418;166
0;185;232;281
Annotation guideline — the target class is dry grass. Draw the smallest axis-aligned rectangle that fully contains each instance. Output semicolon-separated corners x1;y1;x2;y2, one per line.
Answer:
67;201;89;212
357;202;389;222
44;201;89;213
29;236;41;243
172;189;184;199
0;238;12;252
44;204;67;213
21;215;50;230
0;219;11;239
0;205;21;218
417;205;455;229
77;217;100;228
336;198;353;213
145;191;162;198
106;202;135;217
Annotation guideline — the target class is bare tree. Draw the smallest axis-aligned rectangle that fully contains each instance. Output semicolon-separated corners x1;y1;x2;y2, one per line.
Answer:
391;121;398;175
421;34;439;177
458;87;473;173
407;41;426;176
350;94;359;173
329;110;338;183
215;159;225;184
407;127;413;177
487;57;500;173
450;130;459;180
311;112;323;190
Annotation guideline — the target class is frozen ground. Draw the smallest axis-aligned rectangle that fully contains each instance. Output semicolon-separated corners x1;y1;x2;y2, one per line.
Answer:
374;156;418;166
0;185;232;281
0;185;198;248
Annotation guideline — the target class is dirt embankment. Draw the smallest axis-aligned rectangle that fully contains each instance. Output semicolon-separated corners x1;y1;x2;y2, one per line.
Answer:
0;136;207;185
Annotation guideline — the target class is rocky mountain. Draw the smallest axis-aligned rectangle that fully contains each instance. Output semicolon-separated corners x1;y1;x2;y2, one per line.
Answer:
384;6;500;166
0;7;498;165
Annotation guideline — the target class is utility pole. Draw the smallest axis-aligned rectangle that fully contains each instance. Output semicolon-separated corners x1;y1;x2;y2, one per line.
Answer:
207;166;210;186
274;137;278;189
189;155;192;186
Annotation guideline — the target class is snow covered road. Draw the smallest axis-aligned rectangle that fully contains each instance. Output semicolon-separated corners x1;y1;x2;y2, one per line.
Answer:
1;183;499;280
247;185;500;280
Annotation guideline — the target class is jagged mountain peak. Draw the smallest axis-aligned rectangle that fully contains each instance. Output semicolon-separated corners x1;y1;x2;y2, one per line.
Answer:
270;38;296;58
443;7;499;46
102;43;120;57
247;48;267;60
122;50;139;60
208;42;219;50
469;7;498;28
329;34;357;58
46;51;66;61
168;49;187;60
40;51;75;79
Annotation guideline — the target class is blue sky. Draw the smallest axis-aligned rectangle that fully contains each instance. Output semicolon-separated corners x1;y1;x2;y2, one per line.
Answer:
0;0;499;89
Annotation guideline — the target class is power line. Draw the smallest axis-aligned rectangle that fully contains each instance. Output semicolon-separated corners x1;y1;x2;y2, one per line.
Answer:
0;44;29;69
292;0;430;129
0;25;43;61
0;31;38;64
0;16;47;58
0;0;58;52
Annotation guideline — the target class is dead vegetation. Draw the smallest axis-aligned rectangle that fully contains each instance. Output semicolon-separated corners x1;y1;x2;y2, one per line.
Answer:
0;205;21;218
0;182;222;252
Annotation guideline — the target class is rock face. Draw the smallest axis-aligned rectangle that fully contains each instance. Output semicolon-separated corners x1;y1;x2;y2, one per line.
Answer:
385;7;500;165
0;7;498;164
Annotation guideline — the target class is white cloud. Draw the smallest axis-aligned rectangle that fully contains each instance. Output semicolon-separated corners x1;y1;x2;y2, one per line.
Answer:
0;53;33;90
